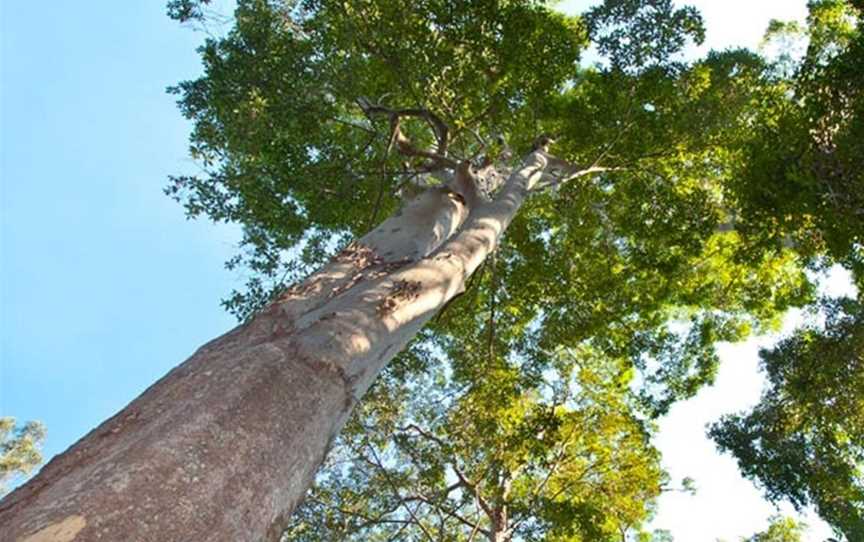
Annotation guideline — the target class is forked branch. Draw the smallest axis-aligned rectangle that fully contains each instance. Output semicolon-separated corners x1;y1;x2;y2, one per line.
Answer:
356;97;457;170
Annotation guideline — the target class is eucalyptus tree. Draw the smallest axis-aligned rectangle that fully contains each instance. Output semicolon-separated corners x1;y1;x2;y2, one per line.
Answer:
0;1;819;541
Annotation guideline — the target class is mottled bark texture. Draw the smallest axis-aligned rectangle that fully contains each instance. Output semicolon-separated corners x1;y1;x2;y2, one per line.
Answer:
0;153;549;542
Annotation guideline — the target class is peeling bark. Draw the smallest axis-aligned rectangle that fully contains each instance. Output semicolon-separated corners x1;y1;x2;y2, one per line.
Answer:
0;153;549;542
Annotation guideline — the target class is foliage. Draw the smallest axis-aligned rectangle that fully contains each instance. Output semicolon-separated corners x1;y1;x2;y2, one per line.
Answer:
0;417;46;493
729;0;864;287
167;0;587;318
646;530;674;542
584;0;704;73
167;0;213;22
284;343;666;541
742;515;806;542
164;0;862;536
707;3;864;539
167;0;816;414
710;298;864;541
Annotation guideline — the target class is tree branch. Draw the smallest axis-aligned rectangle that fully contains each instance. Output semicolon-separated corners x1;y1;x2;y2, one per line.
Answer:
410;492;487;536
365;443;438;542
507;417;585;534
487;251;499;363
401;423;448;446
356;98;458;170
399;424;497;526
535;165;627;192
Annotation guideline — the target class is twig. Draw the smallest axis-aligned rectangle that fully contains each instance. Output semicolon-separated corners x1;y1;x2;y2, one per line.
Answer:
365;443;438;542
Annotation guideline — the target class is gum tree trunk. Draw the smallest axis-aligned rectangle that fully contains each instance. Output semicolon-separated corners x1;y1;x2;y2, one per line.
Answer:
0;153;548;542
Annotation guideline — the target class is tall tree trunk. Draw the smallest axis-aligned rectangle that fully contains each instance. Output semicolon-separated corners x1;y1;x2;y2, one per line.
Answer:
0;154;548;542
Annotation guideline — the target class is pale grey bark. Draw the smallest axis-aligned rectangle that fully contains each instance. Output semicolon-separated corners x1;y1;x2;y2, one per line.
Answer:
0;152;550;542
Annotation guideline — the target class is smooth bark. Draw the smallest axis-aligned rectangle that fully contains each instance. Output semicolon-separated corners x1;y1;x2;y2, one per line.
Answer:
0;153;548;542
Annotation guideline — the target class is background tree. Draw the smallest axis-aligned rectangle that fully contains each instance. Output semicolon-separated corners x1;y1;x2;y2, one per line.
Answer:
726;0;863;283
741;515;806;542
710;298;864;540
283;338;667;541
0;418;46;494
709;2;863;540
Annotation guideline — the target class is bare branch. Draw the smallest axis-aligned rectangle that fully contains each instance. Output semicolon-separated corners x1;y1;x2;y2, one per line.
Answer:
487;251;499;363
589;112;638;170
534;165;627;192
356;98;457;170
398;424;497;526
383;520;413;542
326;116;378;135
409;492;487;536
305;495;416;533
401;423;451;450
450;465;496;524
466;497;484;542
365;443;438;542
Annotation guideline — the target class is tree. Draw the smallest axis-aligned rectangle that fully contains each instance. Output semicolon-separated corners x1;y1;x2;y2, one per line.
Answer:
0;1;819;540
283;339;667;541
0;418;46;494
710;298;864;540
709;2;863;539
726;0;864;284
742;516;805;542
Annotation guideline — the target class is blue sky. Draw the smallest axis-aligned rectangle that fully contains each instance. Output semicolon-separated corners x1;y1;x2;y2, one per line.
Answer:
1;0;240;474
0;1;845;540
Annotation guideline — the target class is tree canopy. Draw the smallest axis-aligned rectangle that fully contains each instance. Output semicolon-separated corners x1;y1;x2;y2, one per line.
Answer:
168;0;812;410
709;2;863;539
165;0;863;538
726;0;864;285
284;321;670;540
711;298;864;540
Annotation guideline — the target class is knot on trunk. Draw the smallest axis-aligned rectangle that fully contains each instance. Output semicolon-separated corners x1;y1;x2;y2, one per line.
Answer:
377;279;423;316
